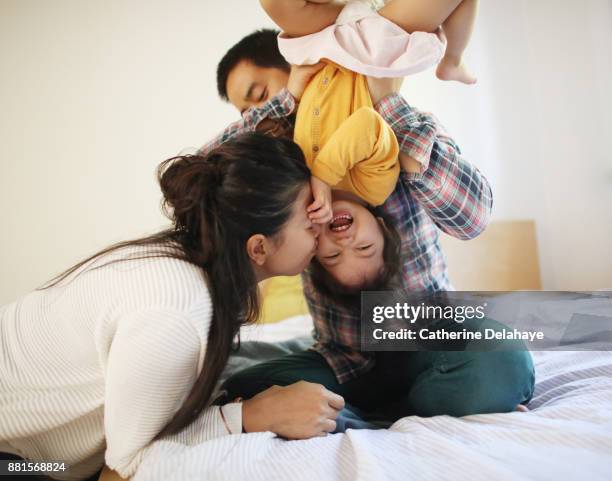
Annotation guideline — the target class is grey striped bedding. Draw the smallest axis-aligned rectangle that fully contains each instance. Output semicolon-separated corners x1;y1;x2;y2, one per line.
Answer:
134;349;612;481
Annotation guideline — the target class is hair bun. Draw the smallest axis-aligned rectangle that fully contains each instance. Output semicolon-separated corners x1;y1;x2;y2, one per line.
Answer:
157;154;222;225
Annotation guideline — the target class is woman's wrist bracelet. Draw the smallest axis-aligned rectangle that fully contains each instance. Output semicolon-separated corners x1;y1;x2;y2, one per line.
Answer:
220;397;244;435
219;405;232;435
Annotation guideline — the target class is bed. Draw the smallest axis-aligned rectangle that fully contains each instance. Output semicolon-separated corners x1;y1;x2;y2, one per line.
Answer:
133;313;612;481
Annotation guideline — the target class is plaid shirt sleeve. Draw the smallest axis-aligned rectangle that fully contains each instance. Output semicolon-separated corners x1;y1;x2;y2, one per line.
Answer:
375;93;493;240
197;88;297;155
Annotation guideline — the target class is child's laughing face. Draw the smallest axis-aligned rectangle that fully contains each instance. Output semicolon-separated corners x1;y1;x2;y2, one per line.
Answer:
315;196;386;289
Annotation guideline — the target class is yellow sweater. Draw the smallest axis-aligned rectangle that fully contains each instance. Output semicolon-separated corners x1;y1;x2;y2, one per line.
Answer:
260;63;401;325
294;62;400;206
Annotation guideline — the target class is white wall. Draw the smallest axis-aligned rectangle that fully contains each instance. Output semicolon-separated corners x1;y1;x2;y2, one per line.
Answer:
0;0;276;303
405;0;612;290
1;0;611;304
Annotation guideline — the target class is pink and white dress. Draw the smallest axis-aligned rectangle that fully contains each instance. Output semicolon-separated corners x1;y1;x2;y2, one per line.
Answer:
277;0;446;78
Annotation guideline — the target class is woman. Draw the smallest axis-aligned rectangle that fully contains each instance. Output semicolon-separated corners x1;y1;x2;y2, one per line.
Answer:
0;134;344;481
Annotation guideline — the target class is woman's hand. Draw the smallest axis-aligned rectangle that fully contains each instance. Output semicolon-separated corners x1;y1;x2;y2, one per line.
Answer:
242;381;345;439
287;62;326;101
308;176;333;224
366;76;404;106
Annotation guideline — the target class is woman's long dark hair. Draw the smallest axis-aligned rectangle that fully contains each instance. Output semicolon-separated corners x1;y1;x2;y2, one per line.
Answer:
41;133;311;439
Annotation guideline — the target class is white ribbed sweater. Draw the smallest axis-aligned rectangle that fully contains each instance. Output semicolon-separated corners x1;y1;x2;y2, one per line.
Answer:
0;244;242;480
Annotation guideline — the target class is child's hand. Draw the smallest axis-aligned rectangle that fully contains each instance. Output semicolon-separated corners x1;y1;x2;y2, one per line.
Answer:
366;76;404;105
308;176;333;224
287;62;326;101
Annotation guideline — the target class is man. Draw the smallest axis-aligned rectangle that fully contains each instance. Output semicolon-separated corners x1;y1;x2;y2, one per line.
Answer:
206;30;533;424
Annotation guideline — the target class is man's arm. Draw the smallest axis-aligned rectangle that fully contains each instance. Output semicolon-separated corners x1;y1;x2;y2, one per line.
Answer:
375;93;493;240
197;88;296;156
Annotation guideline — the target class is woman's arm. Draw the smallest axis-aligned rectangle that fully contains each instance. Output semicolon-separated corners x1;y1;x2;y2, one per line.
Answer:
96;382;344;480
102;306;344;478
103;308;240;478
260;0;344;37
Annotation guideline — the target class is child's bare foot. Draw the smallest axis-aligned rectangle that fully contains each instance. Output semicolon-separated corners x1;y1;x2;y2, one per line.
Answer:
515;404;529;412
436;56;477;85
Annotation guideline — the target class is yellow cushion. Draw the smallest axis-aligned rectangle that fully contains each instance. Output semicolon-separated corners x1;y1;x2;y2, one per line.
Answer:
258;276;309;323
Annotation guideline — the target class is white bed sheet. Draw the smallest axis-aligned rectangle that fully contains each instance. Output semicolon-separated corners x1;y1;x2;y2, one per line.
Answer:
239;314;315;343
133;315;612;481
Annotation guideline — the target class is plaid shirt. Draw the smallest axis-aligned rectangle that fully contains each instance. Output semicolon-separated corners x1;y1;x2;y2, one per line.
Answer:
198;89;296;155
200;89;493;383
304;93;493;382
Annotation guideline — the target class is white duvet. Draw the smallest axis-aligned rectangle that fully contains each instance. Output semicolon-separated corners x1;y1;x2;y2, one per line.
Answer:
134;333;612;481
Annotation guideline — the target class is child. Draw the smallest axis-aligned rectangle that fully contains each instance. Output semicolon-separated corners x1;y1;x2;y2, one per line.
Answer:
264;1;457;228
261;0;461;290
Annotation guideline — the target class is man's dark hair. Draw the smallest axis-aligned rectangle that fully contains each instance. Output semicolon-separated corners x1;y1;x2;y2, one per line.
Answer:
217;29;290;101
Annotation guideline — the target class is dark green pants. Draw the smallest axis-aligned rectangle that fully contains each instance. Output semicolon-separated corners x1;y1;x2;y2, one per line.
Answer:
224;318;536;431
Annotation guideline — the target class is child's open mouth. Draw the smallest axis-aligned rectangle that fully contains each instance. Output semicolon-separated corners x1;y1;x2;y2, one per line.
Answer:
329;212;353;232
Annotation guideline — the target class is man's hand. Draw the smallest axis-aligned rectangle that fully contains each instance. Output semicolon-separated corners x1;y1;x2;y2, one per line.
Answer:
308;176;333;224
242;381;345;439
366;76;404;106
287;62;326;101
